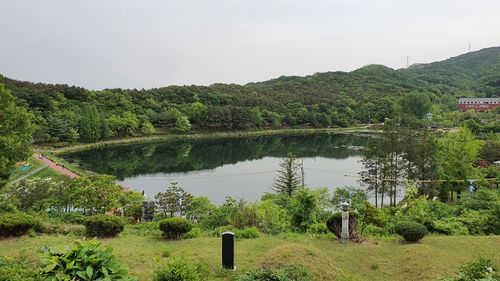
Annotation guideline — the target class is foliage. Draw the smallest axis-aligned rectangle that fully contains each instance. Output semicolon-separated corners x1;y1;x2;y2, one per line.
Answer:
441;257;500;281
0;213;40;237
234;227;260;239
236;264;313;281
72;175;123;215
159;217;192;239
273;153;302;196
432;218;469;236
289;188;319;232
84;215;125;238
155;182;192;217
119;191;144;222
9;178;67;212
153;256;208;281
184;196;215;224
331;187;367;211
40;239;136;281
0;254;40;281
256;200;290;235
394;221;427;242
325;212;358;239
307;223;329;234
0;84;33;187
183;227;202;239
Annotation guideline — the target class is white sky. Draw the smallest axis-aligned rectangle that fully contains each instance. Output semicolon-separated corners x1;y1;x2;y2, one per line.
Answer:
0;0;499;89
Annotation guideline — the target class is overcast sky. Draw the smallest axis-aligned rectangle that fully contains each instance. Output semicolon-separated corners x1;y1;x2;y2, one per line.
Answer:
0;0;499;89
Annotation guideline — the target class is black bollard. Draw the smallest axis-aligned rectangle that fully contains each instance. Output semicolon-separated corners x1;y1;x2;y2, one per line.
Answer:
221;231;235;270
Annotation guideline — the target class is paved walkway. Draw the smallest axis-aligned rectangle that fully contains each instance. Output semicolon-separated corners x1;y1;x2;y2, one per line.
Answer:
36;154;79;179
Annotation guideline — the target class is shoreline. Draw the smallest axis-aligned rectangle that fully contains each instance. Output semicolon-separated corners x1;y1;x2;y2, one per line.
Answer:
38;126;373;155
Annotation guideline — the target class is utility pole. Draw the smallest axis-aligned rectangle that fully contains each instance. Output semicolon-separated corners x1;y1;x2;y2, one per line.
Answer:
301;159;305;188
406;55;409;68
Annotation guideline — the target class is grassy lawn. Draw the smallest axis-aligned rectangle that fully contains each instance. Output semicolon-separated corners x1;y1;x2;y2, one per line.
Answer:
0;233;498;280
7;157;45;182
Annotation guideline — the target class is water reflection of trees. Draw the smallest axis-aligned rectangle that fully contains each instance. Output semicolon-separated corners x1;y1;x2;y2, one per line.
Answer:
63;134;369;180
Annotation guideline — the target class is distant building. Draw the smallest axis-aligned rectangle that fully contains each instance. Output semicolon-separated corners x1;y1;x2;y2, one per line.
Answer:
457;98;500;112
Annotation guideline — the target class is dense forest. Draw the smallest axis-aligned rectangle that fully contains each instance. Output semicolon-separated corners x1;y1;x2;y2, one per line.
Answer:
1;47;499;144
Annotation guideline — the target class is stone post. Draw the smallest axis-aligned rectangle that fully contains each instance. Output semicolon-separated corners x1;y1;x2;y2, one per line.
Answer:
221;231;235;270
340;201;350;243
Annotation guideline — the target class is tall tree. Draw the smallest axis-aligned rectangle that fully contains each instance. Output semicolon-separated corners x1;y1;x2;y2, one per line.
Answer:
437;127;483;201
273;152;302;197
155;182;192;217
0;85;33;187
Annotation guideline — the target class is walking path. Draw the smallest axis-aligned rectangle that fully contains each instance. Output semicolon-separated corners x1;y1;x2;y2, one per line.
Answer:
36;154;79;179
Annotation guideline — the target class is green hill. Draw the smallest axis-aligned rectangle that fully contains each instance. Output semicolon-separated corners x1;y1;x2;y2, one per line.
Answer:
1;46;499;143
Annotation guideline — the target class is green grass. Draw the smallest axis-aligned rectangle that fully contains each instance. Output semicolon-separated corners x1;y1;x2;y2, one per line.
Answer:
7;157;44;182
0;233;498;280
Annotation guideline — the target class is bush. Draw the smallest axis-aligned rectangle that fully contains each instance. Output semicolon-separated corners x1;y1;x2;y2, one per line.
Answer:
364;224;390;237
325;212;358;239
84;215;125;237
0;255;39;281
441;257;499;281
153;256;208;281
234;227;260;239
394;221;427;242
123;221;161;237
47;212;87;224
236;264;313;281
0;213;39;237
40;239;136;281
183;227;202;239
41;223;86;236
159;218;192;239
307;223;329;234
432;218;469;236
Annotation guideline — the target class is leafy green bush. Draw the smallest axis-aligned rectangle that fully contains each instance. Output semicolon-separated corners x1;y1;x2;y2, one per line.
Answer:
159;218;192;239
441;257;499;281
234;227;260;239
183;227;202;239
47;212;87;224
0;255;39;281
40;239;136;281
153;256;208;281
123;221;161;237
307;222;329;234
432;218;469;235
41;223;86;236
457;209;488;235
0;213;40;237
394;221;427;242
364;224;390;237
236;264;313;281
256;200;290;235
84;215;125;237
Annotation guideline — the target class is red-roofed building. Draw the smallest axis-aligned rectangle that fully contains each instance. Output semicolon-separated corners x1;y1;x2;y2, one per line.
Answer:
457;98;500;112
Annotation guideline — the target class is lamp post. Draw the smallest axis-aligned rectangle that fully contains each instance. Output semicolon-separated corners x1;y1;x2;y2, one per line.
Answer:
340;201;350;244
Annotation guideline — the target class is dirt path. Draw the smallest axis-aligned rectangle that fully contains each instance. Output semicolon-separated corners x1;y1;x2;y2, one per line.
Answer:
36;154;79;179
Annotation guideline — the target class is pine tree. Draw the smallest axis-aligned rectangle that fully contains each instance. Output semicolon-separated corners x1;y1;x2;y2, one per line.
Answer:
273;153;302;197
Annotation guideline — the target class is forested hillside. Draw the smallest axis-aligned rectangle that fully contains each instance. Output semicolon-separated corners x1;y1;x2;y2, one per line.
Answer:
1;47;499;144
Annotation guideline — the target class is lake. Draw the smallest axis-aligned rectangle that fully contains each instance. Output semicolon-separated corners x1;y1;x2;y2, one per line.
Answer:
61;133;372;204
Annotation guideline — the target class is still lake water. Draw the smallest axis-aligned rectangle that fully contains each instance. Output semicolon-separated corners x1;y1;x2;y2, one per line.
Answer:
62;133;371;204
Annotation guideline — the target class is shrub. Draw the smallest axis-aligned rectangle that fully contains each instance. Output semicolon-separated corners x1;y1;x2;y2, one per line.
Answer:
41;223;86;236
84;215;125;237
457;209;488;235
432;218;469;236
256;200;290;235
234;227;260;239
159;218;192;239
325;212;358;239
40;239;136;280
210;226;234;237
307;223;329;234
183;227;202;239
441;257;499;281
123;221;161;237
47;212;87;224
236;264;313;281
153;256;208;281
364;224;390;237
394;221;427;242
0;213;39;237
0;255;39;281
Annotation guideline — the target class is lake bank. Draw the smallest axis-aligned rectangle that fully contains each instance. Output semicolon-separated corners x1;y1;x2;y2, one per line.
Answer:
37;126;373;155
